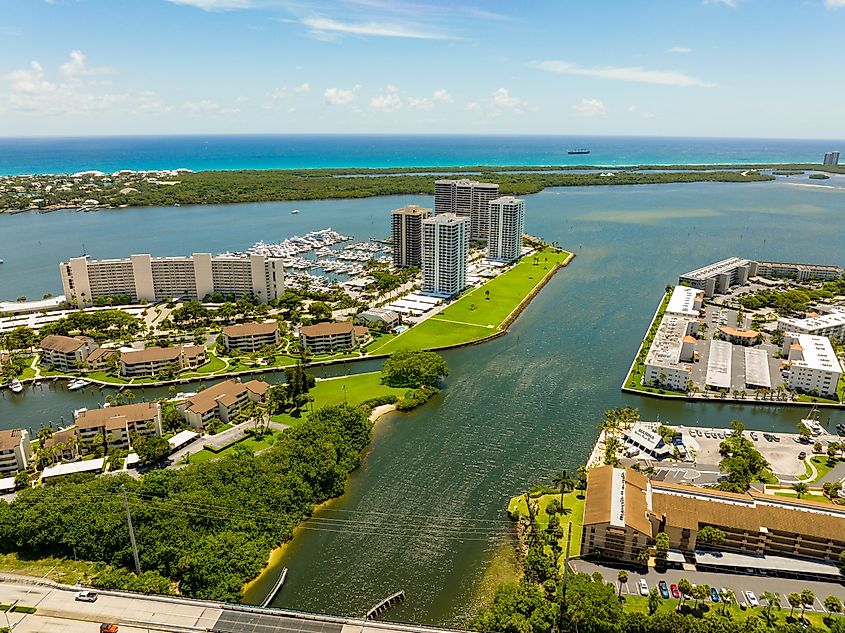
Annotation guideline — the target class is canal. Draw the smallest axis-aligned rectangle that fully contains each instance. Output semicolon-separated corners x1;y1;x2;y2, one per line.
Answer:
2;174;845;624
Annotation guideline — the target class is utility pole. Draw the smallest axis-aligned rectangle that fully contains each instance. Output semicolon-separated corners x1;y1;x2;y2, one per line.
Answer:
561;522;573;599
121;485;141;574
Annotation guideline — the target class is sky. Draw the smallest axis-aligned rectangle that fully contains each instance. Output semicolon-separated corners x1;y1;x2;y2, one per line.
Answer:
0;0;844;138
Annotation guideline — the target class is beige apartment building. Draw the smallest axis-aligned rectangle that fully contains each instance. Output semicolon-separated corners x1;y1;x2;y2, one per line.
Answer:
75;402;163;452
299;322;368;354
221;321;280;352
179;378;269;428
40;334;99;372
421;213;469;298
434;179;499;242
391;205;432;268
487;196;525;262
0;429;31;476
120;345;207;377
60;253;285;307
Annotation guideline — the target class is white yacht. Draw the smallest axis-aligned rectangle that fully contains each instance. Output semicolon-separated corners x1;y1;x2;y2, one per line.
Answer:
68;378;90;391
9;379;23;394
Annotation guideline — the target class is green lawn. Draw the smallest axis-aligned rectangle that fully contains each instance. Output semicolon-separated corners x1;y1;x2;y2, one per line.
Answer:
189;431;280;463
774;490;834;504
808;456;840;482
622;595;831;630
191;352;227;374
269;372;407;426
370;248;571;354
508;490;585;558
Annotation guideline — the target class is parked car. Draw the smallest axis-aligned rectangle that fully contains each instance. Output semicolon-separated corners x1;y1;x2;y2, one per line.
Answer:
100;625;119;633
750;432;759;441
763;433;774;442
639;579;649;596
773;435;781;442
75;590;98;603
659;580;670;599
745;591;759;607
798;451;807;460
671;584;680;599
711;587;720;602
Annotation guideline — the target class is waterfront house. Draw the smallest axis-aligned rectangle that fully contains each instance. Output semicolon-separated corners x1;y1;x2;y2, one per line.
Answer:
299;322;368;354
178;378;270;428
120;345;207;378
221;321;280;353
40;334;98;372
0;429;31;476
75;402;162;452
355;308;400;329
41;428;80;463
86;347;118;371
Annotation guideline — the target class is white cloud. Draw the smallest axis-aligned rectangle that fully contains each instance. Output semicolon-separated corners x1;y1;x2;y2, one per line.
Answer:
572;98;607;118
165;0;252;10
182;100;241;114
628;105;637;112
292;83;310;93
324;86;358;106
529;60;717;88
826;0;845;7
3;61;55;95
59;50;115;79
491;87;528;112
268;83;310;108
301;17;457;40
432;89;452;103
704;0;736;6
370;92;401;112
667;46;693;54
407;89;452;111
464;101;480;112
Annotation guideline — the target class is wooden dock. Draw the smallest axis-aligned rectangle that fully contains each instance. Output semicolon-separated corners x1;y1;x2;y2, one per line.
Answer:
366;590;405;620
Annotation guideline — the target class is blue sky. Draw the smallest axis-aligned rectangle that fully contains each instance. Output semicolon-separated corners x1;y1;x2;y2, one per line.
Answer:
1;0;843;137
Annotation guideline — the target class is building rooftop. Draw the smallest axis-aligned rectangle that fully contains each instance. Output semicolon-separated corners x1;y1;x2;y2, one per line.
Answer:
87;347;117;363
645;313;697;371
184;379;254;414
434;178;498;188
422;212;469;226
75;402;159;429
222;321;279;338
787;333;841;372
41;457;105;479
744;347;772;388
121;346;182;364
301;321;355;337
718;325;759;339
705;339;733;389
40;334;88;354
359;308;399;321
391;205;432;216
583;466;652;536
666;285;704;317
0;429;26;451
680;257;755;281
779;311;845;332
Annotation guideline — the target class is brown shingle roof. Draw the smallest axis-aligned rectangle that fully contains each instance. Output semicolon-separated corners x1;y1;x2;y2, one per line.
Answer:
121;346;182;364
87;347;116;363
719;326;760;339
181;345;206;359
222;322;278;338
184;379;246;414
0;429;25;451
244;380;270;397
76;402;159;430
43;428;77;449
41;334;87;354
301;322;354;337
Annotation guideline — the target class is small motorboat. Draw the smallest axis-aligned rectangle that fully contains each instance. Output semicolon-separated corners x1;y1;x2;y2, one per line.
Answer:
68;378;90;391
291;209;300;214
9;379;23;394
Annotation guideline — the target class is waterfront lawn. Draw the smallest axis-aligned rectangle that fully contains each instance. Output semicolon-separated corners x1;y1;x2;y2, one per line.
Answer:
371;248;570;354
269;372;406;426
190;431;281;463
191;352;227;374
508;490;585;558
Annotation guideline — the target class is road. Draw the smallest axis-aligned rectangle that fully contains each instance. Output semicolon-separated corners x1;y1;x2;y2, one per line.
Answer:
573;560;845;612
0;578;466;633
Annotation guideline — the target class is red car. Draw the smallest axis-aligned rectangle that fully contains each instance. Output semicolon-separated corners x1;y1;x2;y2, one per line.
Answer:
670;584;680;599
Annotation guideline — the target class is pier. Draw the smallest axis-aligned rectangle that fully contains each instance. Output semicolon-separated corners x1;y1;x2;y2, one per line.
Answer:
260;567;288;608
366;591;406;620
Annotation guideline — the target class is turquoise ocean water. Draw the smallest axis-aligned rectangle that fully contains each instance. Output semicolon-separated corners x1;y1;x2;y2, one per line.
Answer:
0;135;842;175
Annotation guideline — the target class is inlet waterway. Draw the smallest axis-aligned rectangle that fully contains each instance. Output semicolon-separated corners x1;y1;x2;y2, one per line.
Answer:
2;173;845;625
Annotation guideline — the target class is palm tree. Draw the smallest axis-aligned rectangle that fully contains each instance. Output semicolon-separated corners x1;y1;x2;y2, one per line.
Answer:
616;570;628;598
719;589;734;616
791;482;809;499
761;591;781;626
551;470;575;512
787;592;802;619
800;589;815;621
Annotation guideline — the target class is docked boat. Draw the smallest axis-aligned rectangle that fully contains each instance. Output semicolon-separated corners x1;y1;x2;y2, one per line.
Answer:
68;378;90;391
291;209;300;214
801;406;826;436
9;379;23;394
568;148;590;155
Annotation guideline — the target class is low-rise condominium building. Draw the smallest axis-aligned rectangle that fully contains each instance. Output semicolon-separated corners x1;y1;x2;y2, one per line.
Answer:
643;313;697;391
679;257;757;298
434;179;499;242
778;309;845;340
75;402;162;452
421;213;469;298
756;261;843;282
221;321;280;352
39;334;98;371
487;196;525;262
179;378;270;428
119;345;207;378
782;333;842;398
355;308;400;328
299;322;368;354
0;429;31;475
60;252;285;307
391;205;432;268
582;465;845;566
665;285;704;318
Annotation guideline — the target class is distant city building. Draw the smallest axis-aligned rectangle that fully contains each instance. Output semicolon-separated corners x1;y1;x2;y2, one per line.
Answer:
421;213;469;298
643;313;697;391
39;334;98;371
221;321;280;352
179;378;269;428
60;253;285;307
299;322;369;354
824;151;840;166
782;333;842;398
119;345;207;378
391;205;432;268
756;261;843;282
583;465;845;568
487;196;525;262
0;429;31;476
434;179;499;241
679;257;757;298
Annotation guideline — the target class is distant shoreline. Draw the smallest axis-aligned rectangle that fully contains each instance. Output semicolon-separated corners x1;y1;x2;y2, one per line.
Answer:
3;163;842;216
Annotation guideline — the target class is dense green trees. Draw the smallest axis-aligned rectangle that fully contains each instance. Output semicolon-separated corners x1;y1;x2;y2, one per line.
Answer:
40;310;141;340
717;430;771;492
381;349;448;388
0;403;372;601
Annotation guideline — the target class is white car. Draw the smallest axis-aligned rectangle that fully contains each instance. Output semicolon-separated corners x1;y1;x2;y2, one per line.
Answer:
75;590;98;602
745;591;759;607
639;579;649;596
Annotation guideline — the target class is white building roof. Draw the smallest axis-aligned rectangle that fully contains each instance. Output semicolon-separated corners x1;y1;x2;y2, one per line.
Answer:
645;313;696;371
789;334;842;372
41;457;105;479
624;423;670;456
681;257;754;281
744;347;771;388
168;430;199;449
779;311;845;334
666;285;703;317
0;477;16;492
706;340;733;389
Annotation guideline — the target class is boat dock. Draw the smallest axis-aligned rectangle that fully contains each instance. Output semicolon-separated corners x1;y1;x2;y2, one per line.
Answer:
260;567;288;608
366;590;405;620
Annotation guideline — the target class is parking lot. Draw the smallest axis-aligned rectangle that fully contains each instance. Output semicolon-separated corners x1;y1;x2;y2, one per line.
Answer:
574;560;845;612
